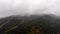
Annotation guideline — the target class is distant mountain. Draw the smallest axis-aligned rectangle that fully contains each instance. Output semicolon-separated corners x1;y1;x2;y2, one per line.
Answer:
0;14;60;34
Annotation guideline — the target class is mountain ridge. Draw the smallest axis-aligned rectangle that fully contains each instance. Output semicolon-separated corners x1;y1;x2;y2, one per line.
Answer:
0;14;60;34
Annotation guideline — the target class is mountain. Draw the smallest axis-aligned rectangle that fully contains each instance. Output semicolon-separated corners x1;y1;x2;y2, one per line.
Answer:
0;14;60;34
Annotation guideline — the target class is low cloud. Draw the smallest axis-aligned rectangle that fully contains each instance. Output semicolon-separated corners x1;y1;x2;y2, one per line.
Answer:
0;0;60;18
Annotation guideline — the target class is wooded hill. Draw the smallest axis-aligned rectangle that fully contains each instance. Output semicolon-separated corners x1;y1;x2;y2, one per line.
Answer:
0;14;60;34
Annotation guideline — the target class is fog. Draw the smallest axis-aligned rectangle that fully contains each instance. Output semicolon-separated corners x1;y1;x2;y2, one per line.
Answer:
0;0;60;18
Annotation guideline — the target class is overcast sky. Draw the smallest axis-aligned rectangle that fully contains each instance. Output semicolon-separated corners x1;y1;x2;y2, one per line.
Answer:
0;0;60;18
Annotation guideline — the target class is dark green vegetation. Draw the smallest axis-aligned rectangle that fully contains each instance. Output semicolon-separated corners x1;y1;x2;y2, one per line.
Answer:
0;14;60;34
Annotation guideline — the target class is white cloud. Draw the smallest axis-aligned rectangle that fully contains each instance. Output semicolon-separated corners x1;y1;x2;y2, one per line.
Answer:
0;0;60;18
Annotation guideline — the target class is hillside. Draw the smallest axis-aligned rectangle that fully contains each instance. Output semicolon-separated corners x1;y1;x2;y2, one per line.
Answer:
0;14;60;34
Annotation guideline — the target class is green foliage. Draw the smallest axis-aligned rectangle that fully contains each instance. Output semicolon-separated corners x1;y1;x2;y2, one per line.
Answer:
0;14;60;34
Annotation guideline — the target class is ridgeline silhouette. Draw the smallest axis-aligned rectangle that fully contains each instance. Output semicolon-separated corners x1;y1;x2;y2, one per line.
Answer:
0;14;60;34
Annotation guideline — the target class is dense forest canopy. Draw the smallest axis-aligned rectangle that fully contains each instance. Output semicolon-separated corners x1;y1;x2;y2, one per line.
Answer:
0;14;60;34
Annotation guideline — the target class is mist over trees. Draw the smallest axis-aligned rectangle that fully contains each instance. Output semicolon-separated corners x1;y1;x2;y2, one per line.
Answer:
0;14;60;34
0;0;60;34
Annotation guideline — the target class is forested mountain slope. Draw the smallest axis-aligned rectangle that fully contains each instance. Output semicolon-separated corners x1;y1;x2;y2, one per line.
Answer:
0;14;60;34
